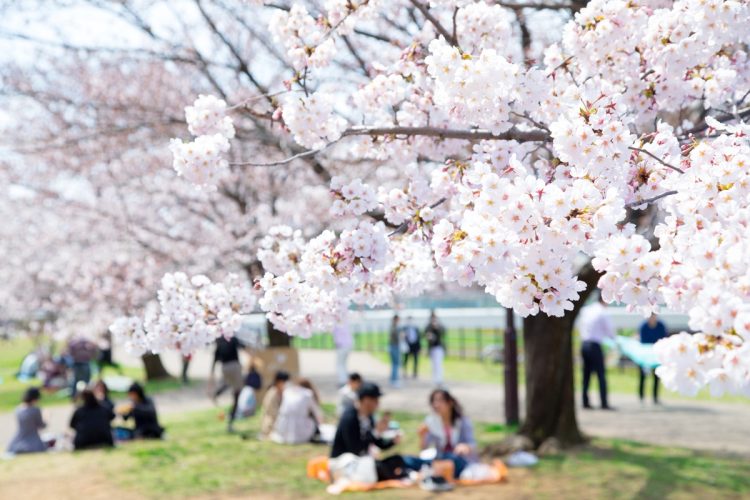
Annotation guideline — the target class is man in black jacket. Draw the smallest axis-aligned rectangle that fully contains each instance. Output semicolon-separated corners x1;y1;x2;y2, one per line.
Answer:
330;382;398;459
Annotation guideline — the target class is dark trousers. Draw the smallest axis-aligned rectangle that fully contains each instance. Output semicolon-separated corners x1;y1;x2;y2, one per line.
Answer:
581;341;608;408
71;362;91;398
639;367;660;402
403;346;419;378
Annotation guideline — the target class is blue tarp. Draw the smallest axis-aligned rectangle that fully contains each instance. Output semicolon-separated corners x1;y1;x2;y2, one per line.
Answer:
604;335;660;370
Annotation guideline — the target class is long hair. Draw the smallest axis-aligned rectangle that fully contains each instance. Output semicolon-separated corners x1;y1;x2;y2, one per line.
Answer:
128;382;146;402
297;378;320;405
429;388;463;425
81;389;98;408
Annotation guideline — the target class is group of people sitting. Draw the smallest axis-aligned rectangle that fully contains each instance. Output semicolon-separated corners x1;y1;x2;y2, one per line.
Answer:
6;380;163;455
330;375;478;487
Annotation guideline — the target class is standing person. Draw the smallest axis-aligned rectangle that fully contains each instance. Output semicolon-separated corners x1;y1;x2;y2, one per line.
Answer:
578;294;616;410
639;314;668;404
388;314;401;387
333;322;353;387
337;372;362;418
210;335;245;433
181;354;192;385
96;330;121;375
402;316;421;379
260;371;290;439
66;337;98;399
120;383;164;439
330;382;405;481
7;387;47;455
70;389;114;450
424;311;446;387
415;389;478;479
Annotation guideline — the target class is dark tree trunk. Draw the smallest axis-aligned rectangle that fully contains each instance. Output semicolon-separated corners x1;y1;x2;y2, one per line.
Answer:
519;262;602;447
267;320;291;347
520;312;584;447
141;353;171;381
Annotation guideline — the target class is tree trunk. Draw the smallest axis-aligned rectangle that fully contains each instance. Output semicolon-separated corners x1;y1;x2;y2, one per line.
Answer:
267;320;291;347
518;262;602;447
520;312;584;447
141;353;171;381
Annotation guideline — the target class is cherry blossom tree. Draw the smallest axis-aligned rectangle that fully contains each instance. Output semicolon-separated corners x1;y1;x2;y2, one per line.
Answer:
152;0;750;446
4;0;750;446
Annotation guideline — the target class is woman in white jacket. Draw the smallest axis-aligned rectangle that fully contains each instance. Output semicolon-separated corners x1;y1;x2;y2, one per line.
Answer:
271;378;324;444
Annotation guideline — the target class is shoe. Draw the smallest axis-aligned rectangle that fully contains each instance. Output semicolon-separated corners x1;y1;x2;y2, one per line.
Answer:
583;404;593;409
601;406;616;411
420;475;454;492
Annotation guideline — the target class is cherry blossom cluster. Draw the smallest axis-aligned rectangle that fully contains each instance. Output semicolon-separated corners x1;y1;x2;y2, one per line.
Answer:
281;91;347;149
595;128;750;395
268;1;378;71
170;95;235;186
330;176;378;217
110;273;256;355
425;38;518;133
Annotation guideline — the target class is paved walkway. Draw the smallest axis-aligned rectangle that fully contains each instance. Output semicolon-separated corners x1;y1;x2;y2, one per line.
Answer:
2;349;749;457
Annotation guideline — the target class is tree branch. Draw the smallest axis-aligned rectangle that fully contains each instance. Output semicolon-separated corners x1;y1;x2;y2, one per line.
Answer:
625;190;678;208
409;0;459;47
629;146;685;174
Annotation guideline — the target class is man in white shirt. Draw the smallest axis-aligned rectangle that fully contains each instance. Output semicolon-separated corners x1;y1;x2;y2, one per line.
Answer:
578;294;616;410
333;323;353;386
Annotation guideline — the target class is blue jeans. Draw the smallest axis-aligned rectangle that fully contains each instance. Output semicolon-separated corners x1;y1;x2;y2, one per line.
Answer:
403;452;469;479
389;345;400;383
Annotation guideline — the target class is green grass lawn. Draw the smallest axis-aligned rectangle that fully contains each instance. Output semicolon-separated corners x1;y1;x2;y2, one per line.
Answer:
0;337;183;412
0;406;748;499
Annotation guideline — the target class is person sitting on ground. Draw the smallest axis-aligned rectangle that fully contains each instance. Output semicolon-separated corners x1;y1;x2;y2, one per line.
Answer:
271;378;324;444
7;387;47;455
331;382;409;481
70;388;115;450
120;383;164;439
260;371;290;439
416;389;477;478
93;379;114;414
337;372;362;418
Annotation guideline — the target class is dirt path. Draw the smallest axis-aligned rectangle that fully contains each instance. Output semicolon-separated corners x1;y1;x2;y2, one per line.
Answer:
3;349;749;457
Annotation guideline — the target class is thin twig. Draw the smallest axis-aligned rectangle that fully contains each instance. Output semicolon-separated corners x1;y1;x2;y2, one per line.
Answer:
388;197;448;237
409;0;459;47
625;190;678;208
629;146;685;174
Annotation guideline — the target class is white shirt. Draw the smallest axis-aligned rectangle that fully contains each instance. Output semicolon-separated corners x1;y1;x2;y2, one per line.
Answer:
333;324;353;350
271;385;322;444
578;303;615;344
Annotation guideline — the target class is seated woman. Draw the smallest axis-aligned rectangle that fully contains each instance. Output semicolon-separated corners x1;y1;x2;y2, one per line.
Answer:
270;378;323;444
416;389;477;478
70;389;115;450
93;379;115;414
7;387;47;454
119;383;164;439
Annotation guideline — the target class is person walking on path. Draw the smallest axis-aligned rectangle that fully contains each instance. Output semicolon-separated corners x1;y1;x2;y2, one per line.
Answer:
424;310;446;387
402;316;421;379
388;315;402;387
333;322;353;387
638;314;668;404
7;387;47;455
578;294;616;410
210;335;245;433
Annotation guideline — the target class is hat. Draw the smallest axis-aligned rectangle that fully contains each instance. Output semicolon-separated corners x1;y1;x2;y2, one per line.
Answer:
357;382;383;399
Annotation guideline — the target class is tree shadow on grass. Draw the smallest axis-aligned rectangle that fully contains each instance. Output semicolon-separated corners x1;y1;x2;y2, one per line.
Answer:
545;439;750;499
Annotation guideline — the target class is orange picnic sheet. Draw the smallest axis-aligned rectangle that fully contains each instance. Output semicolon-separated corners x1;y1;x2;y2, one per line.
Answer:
306;456;509;493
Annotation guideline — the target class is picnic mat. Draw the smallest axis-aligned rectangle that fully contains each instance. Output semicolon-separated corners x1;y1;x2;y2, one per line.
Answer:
604;336;660;370
307;456;509;494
